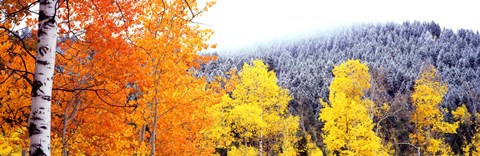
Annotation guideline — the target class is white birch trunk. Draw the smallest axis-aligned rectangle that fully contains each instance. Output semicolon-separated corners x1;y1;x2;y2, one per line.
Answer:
29;0;57;155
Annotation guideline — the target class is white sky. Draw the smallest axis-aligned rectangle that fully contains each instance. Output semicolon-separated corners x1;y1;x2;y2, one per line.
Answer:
197;0;480;51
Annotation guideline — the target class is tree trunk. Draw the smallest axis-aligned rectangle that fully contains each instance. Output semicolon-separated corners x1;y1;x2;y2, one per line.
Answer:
151;98;158;156
62;100;69;156
151;66;160;156
140;125;146;142
29;0;57;155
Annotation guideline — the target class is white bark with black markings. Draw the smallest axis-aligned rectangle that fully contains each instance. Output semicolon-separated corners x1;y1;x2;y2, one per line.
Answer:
29;0;57;155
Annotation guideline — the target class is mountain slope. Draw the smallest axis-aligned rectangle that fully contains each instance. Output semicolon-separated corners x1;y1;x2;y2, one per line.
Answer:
199;21;480;154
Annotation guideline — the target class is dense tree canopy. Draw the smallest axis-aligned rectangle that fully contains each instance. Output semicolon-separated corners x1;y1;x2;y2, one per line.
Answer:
207;60;301;155
1;0;224;155
319;60;388;155
410;65;457;155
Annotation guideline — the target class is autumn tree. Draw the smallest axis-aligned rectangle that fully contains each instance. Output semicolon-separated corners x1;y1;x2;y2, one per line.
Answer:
0;11;35;156
123;0;234;155
2;0;223;155
409;65;458;155
450;104;480;155
208;59;301;155
319;59;388;155
2;0;147;154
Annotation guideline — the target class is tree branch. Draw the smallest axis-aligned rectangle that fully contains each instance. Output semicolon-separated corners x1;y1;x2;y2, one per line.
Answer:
183;0;196;21
0;25;36;59
94;90;137;108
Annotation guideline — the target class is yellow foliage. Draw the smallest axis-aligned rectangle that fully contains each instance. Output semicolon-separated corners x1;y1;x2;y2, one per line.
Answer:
410;65;457;155
454;104;480;155
0;128;26;156
469;129;480;155
319;59;388;155
228;145;259;156
279;116;302;156
459;110;479;155
453;104;470;122
301;134;324;156
207;59;300;155
330;60;371;100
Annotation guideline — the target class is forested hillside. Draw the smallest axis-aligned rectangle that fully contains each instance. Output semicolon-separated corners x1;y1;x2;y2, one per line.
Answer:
199;21;480;155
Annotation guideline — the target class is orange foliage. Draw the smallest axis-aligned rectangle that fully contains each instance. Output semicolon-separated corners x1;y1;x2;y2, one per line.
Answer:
1;0;224;155
131;0;225;154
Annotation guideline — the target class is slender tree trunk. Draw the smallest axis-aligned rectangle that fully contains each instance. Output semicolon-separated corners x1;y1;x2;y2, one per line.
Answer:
151;65;160;156
62;116;67;156
140;125;146;142
151;97;158;156
29;0;57;155
62;98;69;156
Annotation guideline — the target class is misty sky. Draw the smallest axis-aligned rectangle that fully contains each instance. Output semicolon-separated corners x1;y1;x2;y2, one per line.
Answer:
197;0;480;51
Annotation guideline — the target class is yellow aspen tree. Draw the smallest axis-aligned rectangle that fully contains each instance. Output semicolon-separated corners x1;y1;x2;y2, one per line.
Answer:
469;133;480;155
410;65;458;155
319;60;387;155
208;59;300;155
453;104;480;155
